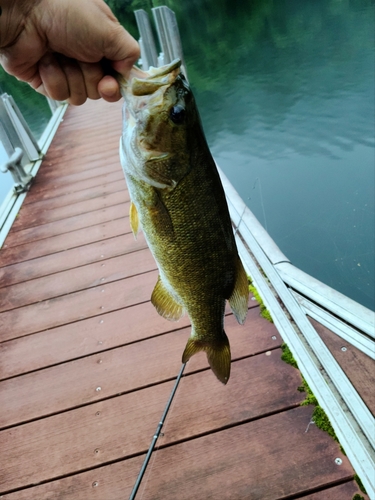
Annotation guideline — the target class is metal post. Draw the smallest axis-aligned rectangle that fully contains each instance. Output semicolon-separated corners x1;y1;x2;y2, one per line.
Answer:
152;6;188;78
0;93;42;162
134;9;159;70
0;147;33;193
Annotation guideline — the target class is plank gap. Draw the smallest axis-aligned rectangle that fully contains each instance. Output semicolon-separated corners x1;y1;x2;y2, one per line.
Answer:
0;374;179;432
149;401;304;454
0;298;151;343
0;304;261;378
0;244;148;289
0;265;157;313
0;322;191;381
9;199;128;234
0;341;283;431
277;476;356;499
0;216;131;269
0;452;147;497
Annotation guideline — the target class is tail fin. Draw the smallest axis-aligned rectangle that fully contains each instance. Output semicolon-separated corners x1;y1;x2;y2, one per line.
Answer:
182;332;231;384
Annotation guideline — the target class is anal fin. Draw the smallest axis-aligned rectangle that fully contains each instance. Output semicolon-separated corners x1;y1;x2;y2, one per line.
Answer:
151;276;184;321
229;257;249;325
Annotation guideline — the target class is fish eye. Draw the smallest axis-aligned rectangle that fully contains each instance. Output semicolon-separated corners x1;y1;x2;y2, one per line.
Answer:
169;105;186;125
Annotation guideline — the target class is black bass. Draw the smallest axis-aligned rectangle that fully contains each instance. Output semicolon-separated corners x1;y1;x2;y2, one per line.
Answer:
119;59;248;384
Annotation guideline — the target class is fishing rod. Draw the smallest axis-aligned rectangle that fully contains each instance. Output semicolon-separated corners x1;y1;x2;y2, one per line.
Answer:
129;363;186;500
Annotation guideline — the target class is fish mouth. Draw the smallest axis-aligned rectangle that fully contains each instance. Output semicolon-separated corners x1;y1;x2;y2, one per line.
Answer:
119;59;182;98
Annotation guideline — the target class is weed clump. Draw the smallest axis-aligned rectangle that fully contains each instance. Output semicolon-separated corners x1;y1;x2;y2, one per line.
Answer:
248;277;273;323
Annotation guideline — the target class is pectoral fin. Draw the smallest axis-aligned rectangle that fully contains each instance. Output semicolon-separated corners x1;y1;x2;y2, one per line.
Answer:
182;332;231;385
228;258;249;325
129;201;139;238
151;276;184;321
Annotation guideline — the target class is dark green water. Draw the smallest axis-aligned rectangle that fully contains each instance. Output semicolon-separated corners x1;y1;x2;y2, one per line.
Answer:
1;0;374;310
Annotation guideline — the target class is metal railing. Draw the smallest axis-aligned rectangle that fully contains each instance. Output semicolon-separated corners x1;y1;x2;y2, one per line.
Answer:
130;9;375;498
0;92;68;247
135;6;187;78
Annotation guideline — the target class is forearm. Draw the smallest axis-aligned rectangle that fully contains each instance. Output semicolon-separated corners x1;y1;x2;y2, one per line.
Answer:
0;0;39;48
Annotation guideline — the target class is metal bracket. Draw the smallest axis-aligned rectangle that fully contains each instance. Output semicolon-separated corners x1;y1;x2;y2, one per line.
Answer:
0;93;42;163
134;7;188;79
0;147;33;193
152;6;188;79
134;10;159;70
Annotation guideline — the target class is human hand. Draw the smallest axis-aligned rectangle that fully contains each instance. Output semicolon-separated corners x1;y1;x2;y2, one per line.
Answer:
0;0;140;105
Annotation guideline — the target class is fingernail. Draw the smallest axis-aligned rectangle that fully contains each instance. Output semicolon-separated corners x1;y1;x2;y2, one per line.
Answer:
101;87;117;97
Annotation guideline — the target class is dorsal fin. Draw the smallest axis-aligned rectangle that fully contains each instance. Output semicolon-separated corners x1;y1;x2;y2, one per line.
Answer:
228;258;249;325
151;276;184;321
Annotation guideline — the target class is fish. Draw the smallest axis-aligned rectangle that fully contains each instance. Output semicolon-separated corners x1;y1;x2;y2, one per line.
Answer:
119;59;249;384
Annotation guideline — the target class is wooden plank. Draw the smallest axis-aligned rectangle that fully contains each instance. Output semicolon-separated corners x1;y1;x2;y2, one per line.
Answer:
32;151;120;180
4;474;365;500
310;317;375;416
0;456;145;500
33;148;120;178
139;406;353;500
0;296;258;378
21;177;126;214
0;233;148;287
45;112;121;141
0;301;261;380
0;381;174;493
0;249;156;312
31;161;121;195
0;270;158;342
301;481;369;499
0;349;297;494
0;301;189;379
42;113;121;142
1;205;130;256
23;170;124;205
0;309;280;427
11;190;129;231
30;160;120;191
151;348;303;444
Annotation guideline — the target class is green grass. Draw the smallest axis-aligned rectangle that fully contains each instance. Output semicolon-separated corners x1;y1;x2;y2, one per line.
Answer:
248;277;273;323
281;344;339;442
354;474;367;495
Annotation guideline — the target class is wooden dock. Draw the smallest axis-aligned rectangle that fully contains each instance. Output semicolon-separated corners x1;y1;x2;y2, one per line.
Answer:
0;99;369;499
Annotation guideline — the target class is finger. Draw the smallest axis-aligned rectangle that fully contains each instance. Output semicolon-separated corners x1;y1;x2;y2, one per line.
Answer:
59;56;88;106
97;75;121;102
37;52;70;101
78;61;104;100
103;25;140;79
